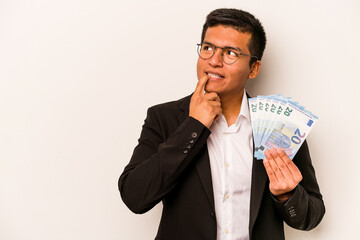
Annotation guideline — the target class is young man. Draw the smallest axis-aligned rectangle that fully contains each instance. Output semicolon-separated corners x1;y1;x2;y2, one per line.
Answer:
119;8;325;240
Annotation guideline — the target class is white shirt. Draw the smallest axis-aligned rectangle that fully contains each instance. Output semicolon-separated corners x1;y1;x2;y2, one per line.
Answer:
207;91;253;240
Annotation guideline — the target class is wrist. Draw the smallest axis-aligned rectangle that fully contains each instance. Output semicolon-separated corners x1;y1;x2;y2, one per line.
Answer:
274;189;295;202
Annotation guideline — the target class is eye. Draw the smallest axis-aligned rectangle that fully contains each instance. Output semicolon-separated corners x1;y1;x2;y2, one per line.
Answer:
202;44;213;52
224;49;238;57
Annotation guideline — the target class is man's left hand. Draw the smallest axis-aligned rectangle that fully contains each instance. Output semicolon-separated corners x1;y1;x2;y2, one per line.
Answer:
263;148;303;202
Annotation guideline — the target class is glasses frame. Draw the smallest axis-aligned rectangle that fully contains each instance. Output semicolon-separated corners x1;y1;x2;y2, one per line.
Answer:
197;42;258;65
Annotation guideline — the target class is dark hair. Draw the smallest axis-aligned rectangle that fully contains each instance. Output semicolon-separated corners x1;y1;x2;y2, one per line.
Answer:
201;8;266;66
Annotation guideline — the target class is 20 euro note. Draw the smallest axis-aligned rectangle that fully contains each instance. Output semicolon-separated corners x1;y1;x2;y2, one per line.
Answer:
255;119;314;159
249;95;318;160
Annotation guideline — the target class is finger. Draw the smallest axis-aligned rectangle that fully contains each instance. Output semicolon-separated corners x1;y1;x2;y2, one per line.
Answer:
264;150;279;182
263;158;278;183
266;149;288;183
268;148;292;181
204;92;221;102
276;148;303;182
210;105;222;118
208;100;221;108
194;75;209;96
213;109;222;121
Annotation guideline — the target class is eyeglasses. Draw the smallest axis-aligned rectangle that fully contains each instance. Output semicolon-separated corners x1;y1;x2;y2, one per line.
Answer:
197;42;258;65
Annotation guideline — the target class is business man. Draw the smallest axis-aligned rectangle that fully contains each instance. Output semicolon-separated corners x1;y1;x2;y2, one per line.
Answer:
119;8;325;240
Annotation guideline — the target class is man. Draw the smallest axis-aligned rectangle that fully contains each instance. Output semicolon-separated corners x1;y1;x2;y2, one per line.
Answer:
119;8;325;240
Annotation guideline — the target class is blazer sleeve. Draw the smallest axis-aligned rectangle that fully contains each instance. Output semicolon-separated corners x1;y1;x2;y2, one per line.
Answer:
118;106;211;214
272;141;325;230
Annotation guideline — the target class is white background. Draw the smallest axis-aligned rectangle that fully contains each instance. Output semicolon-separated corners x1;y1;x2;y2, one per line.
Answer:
1;0;359;239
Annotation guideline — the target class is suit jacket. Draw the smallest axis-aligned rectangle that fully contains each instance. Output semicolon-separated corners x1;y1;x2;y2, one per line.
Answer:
118;94;325;240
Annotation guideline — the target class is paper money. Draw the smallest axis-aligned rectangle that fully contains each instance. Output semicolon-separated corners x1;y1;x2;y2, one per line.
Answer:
249;95;318;160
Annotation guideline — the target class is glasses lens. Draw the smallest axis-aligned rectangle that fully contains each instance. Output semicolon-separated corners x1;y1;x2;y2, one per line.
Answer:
197;43;214;60
197;43;239;64
222;48;239;64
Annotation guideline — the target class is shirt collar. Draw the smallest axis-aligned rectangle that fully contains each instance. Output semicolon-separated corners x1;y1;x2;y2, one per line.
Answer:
220;90;251;133
239;90;251;123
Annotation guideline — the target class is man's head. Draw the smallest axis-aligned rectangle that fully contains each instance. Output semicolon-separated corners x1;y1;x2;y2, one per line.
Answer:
201;8;266;66
196;9;266;98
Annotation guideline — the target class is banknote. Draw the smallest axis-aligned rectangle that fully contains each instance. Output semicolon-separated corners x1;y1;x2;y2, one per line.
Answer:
249;95;318;160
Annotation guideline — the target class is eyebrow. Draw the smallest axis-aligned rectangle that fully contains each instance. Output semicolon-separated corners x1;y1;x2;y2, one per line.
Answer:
203;41;244;53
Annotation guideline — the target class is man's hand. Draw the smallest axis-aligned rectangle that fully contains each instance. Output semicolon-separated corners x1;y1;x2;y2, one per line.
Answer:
263;148;303;202
189;75;222;128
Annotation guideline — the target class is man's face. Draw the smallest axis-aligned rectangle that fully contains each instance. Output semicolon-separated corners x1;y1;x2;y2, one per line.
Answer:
196;25;260;98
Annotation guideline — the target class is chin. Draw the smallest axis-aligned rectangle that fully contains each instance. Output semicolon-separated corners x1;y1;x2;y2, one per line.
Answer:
205;87;222;95
205;83;223;93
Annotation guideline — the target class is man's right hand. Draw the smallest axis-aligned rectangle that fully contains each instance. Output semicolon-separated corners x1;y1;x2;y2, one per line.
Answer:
189;75;222;128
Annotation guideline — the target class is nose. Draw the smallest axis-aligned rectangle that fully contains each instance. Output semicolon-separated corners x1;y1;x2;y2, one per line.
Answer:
209;48;223;67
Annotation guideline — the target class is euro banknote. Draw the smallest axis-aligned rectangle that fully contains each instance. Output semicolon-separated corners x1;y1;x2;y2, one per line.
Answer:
249;95;318;160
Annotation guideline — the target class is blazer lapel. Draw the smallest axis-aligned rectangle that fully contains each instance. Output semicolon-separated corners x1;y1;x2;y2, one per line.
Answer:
249;156;268;232
195;149;215;211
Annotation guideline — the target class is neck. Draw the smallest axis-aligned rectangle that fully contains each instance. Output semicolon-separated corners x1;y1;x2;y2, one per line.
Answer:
220;91;244;127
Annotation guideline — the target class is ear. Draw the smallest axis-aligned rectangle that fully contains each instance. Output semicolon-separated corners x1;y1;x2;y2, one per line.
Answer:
249;60;261;79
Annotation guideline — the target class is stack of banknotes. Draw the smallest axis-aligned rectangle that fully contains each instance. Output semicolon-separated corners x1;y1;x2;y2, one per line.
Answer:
248;95;318;160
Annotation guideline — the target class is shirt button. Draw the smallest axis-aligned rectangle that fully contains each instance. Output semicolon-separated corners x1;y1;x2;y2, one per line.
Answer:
225;194;229;199
224;229;229;234
225;162;229;168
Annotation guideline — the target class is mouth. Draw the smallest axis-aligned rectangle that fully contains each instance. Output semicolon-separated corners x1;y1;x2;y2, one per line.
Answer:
206;72;225;79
